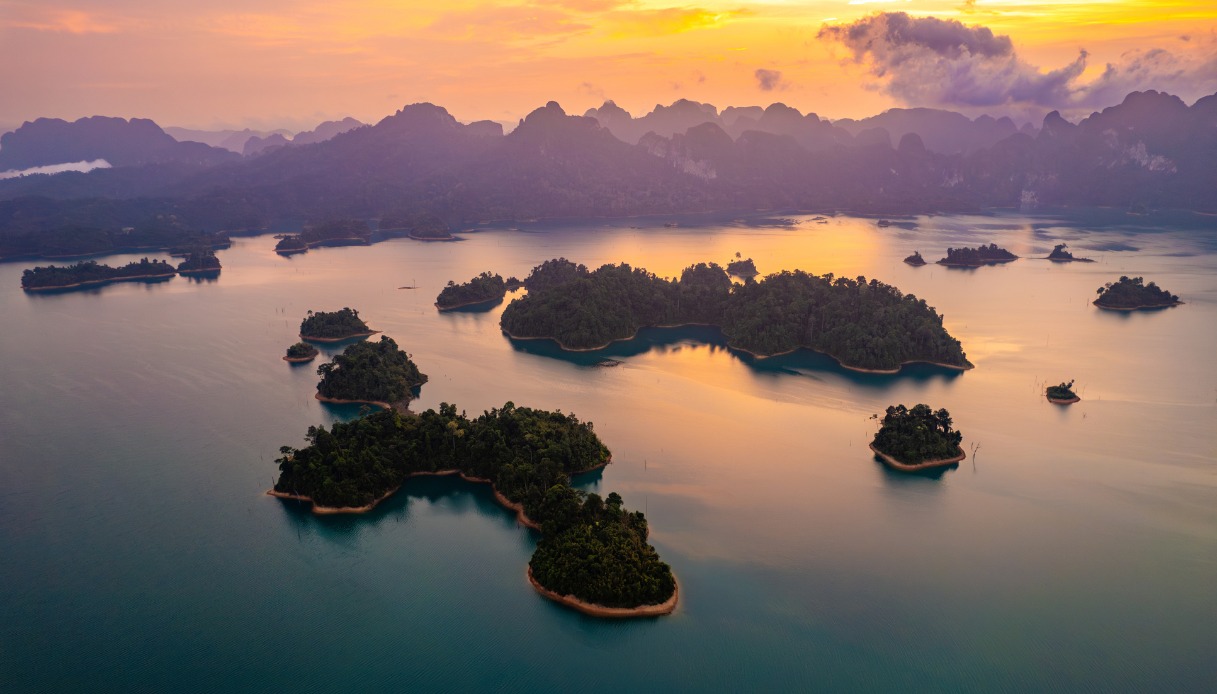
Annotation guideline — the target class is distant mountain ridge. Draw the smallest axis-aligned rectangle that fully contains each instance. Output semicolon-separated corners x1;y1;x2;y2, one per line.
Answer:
0;89;1214;260
0;116;238;170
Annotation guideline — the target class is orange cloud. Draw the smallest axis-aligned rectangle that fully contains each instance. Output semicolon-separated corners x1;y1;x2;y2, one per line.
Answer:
3;7;126;34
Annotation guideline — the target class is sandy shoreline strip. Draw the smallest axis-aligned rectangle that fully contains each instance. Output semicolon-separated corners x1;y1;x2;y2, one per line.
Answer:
299;330;380;342
264;464;618;530
869;443;966;472
313;392;389;409
282;353;318;363
527;566;678;618
22;272;177;292
1047;394;1081;404
435;295;504;311
502;325;971;374
1093;299;1183;311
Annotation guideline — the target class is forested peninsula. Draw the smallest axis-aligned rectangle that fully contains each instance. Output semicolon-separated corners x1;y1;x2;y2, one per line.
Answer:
435;271;508;310
1094;276;1181;310
299;307;377;341
870;404;966;472
499;258;971;373
21;257;176;291
315;336;427;409
270;403;677;616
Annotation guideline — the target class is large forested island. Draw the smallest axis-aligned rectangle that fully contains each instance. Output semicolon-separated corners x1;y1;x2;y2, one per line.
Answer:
271;403;677;615
1094;276;1181;310
299;307;377;341
175;249;222;275
499;258;971;373
435;272;508;310
937;244;1018;267
315;336;428;408
870;404;966;472
20;257;176;291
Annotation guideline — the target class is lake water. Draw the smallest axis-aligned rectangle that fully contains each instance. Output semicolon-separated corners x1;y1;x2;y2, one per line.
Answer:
1;211;1214;691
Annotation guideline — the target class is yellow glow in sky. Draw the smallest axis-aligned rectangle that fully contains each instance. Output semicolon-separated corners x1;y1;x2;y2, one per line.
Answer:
0;1;1214;130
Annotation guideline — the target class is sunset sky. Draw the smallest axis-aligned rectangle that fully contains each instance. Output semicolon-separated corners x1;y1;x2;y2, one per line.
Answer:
2;0;1215;132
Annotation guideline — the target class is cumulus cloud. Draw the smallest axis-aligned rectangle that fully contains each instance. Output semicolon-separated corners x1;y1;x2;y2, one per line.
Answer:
818;12;1217;115
754;68;787;92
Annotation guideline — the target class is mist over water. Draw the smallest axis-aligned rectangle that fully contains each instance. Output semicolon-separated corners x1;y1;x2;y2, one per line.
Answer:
0;159;111;179
1;211;1214;691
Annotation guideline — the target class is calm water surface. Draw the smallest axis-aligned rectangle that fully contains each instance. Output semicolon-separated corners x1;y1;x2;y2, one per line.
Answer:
1;211;1214;691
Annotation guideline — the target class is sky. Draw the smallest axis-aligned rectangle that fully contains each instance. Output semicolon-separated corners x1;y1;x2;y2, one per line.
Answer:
2;0;1215;132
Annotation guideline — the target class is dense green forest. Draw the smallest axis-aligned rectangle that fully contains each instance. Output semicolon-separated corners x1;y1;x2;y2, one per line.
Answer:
274;403;675;609
1047;380;1078;401
435;272;507;309
1094;276;1180;309
21;257;176;290
284;342;319;361
176;249;221;274
500;259;970;371
316;336;428;404
299;307;372;339
870;404;964;465
937;244;1018;266
274;235;308;254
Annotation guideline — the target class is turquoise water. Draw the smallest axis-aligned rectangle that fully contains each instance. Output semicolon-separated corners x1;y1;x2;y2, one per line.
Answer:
1;211;1214;691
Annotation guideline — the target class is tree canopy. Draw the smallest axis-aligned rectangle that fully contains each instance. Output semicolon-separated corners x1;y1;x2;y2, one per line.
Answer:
870;404;964;465
299;307;372;339
1094;276;1179;309
435;271;507;309
315;335;427;404
500;258;970;371
273;403;675;609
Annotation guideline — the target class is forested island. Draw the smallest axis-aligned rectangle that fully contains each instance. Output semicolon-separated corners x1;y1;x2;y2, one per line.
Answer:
379;212;454;241
726;257;758;278
315;336;428;409
1046;380;1080;404
20;257;176;291
435;272;508;310
283;342;319;363
499;258;971;373
870;404;966;472
270;403;677;615
1094;276;1181;310
1047;244;1094;262
299;307;377;341
937;244;1018;267
300;219;372;247
274;235;308;255
903;251;926;266
175;249;222;275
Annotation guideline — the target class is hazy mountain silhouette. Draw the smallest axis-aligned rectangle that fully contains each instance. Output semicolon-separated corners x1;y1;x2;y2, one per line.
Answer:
290;117;364;146
163;127;293;153
834;108;1023;155
2;89;1215;259
0;116;238;170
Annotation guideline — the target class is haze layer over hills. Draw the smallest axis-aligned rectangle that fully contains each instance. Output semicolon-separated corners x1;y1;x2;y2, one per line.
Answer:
0;90;1214;259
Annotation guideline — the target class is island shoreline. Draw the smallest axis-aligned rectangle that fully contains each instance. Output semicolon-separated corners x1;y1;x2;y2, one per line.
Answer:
869;443;966;472
299;330;381;342
502;325;973;374
526;566;678;618
268;461;609;529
